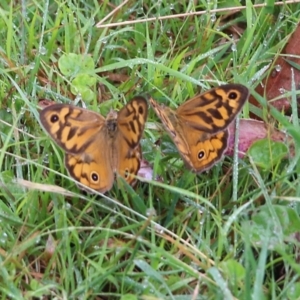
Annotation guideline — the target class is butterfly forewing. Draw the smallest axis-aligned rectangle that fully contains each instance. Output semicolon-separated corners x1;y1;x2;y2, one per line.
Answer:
117;96;148;149
40;104;106;154
177;84;249;133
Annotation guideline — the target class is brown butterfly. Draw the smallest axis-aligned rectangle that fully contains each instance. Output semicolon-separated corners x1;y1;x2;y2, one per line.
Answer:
150;84;249;172
40;97;148;193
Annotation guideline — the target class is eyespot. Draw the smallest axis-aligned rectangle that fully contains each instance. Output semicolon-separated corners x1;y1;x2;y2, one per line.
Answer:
50;114;59;123
138;106;144;115
198;150;205;161
91;172;99;183
228;91;238;99
124;169;130;179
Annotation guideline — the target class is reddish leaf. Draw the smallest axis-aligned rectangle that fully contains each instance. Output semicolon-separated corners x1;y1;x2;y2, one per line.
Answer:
138;159;153;180
250;23;300;114
226;119;292;158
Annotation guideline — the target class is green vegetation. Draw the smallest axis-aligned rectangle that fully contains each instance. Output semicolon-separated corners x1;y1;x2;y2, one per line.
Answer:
1;0;300;299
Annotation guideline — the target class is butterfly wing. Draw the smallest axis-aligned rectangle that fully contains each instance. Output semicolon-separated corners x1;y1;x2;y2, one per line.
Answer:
177;84;249;132
179;128;229;172
116;144;142;186
40;104;107;153
115;96;148;184
65;152;114;193
150;97;192;164
40;104;115;193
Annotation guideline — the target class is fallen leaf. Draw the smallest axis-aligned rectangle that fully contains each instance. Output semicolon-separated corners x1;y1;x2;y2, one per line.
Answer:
138;159;153;181
250;23;300;114
226;119;293;158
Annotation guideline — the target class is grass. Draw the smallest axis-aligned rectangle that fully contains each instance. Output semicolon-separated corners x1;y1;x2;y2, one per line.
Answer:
1;0;300;299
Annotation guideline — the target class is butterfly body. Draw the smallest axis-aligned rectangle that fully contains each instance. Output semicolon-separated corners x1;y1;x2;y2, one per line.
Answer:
40;97;148;193
150;84;249;172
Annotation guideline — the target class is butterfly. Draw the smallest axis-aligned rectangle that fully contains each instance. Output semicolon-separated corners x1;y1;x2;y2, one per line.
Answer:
150;84;249;172
40;96;148;193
